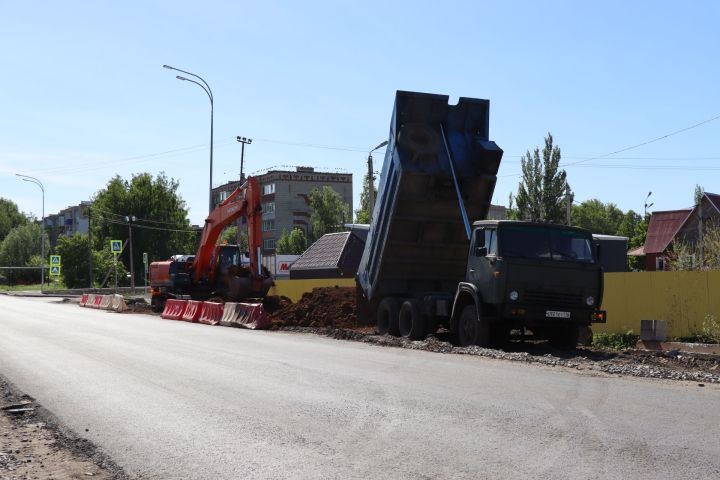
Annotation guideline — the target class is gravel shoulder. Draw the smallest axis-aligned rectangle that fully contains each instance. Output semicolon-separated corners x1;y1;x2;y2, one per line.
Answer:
0;376;127;480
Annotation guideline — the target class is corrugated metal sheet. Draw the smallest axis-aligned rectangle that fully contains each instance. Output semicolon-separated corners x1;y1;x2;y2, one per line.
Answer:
643;209;691;254
289;231;365;279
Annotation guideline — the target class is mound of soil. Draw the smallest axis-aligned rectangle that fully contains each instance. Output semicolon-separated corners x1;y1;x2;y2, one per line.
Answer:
268;286;370;330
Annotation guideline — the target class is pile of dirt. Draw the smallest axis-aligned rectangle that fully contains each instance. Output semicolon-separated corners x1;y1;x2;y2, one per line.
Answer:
268;286;370;330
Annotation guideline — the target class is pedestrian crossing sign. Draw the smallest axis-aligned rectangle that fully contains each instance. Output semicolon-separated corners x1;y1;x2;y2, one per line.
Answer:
110;240;123;254
50;265;61;276
50;255;61;266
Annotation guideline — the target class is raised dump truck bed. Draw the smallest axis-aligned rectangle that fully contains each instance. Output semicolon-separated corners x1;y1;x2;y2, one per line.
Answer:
357;91;503;311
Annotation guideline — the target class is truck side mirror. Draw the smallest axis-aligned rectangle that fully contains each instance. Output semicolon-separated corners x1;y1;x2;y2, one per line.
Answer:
475;246;488;257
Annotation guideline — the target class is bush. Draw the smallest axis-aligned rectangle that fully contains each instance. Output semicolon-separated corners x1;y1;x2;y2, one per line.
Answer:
694;314;720;344
592;331;639;350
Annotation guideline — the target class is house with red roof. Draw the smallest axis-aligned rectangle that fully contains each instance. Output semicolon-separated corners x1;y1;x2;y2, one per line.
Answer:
629;192;720;270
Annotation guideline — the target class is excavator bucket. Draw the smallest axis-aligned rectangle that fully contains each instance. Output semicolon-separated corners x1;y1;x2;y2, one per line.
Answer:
226;273;273;302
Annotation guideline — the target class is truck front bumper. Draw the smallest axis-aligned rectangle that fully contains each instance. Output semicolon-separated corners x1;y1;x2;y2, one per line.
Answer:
502;304;606;325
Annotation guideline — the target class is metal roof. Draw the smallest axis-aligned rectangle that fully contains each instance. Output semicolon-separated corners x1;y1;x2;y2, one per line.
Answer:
643;209;692;254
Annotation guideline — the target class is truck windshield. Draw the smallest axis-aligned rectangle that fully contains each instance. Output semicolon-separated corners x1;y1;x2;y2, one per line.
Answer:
499;225;595;263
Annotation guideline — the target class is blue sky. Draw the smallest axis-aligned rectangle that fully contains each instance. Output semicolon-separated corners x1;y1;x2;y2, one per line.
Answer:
1;1;718;225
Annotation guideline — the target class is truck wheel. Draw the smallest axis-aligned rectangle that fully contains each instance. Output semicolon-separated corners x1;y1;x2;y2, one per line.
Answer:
549;326;579;349
399;299;426;340
458;305;490;347
377;298;400;336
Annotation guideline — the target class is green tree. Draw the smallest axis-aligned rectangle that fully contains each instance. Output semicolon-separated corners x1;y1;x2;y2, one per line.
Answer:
514;133;568;223
627;218;649;270
309;186;350;240
90;173;196;286
616;210;642;239
0;223;49;283
93;249;128;287
571;199;625;235
276;228;308;254
0;198;28;242
55;234;93;288
695;184;705;205
219;225;249;251
354;172;377;224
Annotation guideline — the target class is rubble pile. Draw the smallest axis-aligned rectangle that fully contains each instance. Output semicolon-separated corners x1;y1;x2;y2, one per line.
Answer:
268;287;369;330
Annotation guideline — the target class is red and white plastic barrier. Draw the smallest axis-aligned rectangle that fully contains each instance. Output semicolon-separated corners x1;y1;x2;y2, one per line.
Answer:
220;302;271;330
198;302;224;325
181;300;203;323
161;299;188;320
91;295;103;309
110;294;128;312
79;293;89;306
99;295;112;310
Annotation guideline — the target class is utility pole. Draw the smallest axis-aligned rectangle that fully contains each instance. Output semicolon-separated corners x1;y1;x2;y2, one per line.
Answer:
88;204;93;288
236;136;252;181
699;200;704;268
565;185;574;226
125;215;136;292
367;140;388;219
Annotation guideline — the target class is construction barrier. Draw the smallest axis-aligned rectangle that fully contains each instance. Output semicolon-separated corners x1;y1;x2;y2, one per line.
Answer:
91;295;103;309
79;293;89;307
198;302;224;325
181;300;203;323
220;302;271;330
99;295;112;310
84;294;96;308
161;299;188;320
110;294;129;313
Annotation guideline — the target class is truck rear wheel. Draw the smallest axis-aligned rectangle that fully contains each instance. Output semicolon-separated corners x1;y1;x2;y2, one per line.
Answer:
399;299;426;340
377;298;400;336
458;305;490;347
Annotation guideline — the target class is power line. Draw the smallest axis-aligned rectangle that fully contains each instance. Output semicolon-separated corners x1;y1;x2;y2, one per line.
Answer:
94;214;200;233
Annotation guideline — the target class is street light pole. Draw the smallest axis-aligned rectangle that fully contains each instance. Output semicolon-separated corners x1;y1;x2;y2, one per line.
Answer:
644;191;653;219
236;136;252;181
16;174;45;291
125;215;136;292
163;65;214;214
367;140;389;217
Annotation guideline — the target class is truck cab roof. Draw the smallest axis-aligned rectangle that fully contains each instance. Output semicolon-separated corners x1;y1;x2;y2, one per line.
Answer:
472;220;593;236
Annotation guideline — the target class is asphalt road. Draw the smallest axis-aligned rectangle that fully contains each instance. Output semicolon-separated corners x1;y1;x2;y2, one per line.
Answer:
1;295;718;480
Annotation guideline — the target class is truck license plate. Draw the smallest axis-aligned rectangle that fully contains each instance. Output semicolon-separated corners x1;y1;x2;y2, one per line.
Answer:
546;310;571;318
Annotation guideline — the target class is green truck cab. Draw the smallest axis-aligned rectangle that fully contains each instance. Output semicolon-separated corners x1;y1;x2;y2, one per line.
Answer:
451;220;606;347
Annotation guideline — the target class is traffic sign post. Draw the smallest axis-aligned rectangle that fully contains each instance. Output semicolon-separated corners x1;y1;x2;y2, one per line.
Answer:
143;252;149;294
110;240;122;293
49;265;61;276
50;255;61;267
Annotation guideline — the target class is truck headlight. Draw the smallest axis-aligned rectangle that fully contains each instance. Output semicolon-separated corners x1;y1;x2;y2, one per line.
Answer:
509;290;519;301
586;296;595;306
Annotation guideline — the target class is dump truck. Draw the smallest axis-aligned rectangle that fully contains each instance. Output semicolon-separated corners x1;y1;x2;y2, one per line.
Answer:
356;91;606;347
149;176;272;311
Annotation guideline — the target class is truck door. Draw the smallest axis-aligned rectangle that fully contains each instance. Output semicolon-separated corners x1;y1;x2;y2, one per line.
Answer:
467;227;498;303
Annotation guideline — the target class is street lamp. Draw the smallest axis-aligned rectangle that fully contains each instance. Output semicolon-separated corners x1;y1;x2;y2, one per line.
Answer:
16;174;45;290
236;136;252;181
125;215;136;292
163;64;214;214
367;140;389;216
644;191;654;219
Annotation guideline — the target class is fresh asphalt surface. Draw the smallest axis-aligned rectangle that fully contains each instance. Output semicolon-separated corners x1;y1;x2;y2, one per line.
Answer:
0;295;718;480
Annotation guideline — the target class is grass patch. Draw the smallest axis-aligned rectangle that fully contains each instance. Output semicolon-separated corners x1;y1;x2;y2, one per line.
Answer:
592;331;639;350
0;283;42;291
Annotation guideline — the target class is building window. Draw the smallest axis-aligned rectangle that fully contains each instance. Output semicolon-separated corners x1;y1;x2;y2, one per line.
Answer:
264;238;276;250
262;220;275;232
263;183;275;195
263;202;275;219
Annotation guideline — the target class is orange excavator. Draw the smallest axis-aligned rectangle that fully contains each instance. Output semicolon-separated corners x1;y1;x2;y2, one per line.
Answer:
148;176;272;311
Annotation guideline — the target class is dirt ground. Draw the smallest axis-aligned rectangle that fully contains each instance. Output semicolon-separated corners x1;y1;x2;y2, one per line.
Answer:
0;378;125;480
266;287;373;330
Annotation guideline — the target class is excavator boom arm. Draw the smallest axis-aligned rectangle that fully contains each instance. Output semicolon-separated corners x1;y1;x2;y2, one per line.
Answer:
192;177;263;284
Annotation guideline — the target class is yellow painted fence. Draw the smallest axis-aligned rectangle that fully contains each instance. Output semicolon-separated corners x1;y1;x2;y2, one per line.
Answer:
271;272;719;338
596;271;720;338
